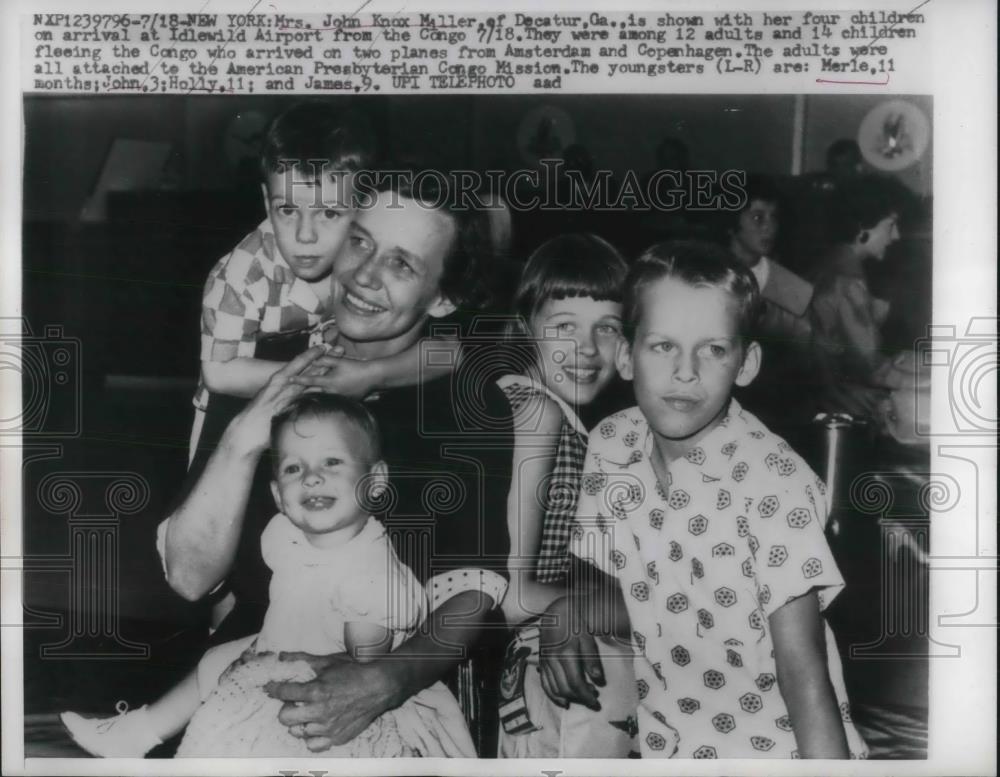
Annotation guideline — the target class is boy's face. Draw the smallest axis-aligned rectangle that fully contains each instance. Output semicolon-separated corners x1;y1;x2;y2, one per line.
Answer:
531;295;623;407
732;198;779;264
263;166;354;282
269;413;385;549
617;276;760;461
331;192;456;357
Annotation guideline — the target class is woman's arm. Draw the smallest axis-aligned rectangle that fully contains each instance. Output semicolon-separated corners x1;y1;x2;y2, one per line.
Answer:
162;348;324;600
771;590;850;758
369;337;461;390
500;392;564;625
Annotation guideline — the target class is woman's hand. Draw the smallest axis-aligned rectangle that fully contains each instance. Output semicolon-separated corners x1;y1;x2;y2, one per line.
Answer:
265;650;397;751
223;346;327;458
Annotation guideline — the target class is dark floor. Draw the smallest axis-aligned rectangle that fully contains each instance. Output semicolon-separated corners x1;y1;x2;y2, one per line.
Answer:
20;381;929;759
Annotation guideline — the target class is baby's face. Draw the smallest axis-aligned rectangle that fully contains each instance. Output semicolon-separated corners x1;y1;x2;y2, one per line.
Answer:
263;166;355;282
270;413;375;548
617;276;759;461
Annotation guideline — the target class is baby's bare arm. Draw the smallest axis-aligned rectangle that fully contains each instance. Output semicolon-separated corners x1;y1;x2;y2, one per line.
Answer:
344;623;393;663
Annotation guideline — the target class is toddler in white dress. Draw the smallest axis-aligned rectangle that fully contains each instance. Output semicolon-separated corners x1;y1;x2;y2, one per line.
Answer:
62;394;474;758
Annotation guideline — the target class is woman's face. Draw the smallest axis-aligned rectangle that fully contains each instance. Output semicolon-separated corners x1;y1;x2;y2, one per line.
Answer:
330;193;457;359
732;198;779;264
861;212;901;260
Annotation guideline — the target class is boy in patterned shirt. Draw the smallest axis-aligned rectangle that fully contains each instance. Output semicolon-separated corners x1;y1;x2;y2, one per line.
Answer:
538;241;868;759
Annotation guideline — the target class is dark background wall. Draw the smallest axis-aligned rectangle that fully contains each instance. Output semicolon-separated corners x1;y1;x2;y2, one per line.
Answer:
22;93;932;384
23;94;933;222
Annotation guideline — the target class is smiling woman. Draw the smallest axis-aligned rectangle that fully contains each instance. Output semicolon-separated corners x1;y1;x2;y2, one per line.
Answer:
148;157;515;757
331;193;459;360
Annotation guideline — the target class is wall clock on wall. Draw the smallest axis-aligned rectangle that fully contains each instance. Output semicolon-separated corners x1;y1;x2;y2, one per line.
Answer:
857;99;931;172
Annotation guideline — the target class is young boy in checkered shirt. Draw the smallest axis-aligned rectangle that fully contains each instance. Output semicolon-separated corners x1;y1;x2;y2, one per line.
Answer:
192;102;459;459
539;241;868;759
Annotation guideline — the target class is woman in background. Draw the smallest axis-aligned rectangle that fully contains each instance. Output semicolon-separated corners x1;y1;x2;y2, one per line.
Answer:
809;174;909;422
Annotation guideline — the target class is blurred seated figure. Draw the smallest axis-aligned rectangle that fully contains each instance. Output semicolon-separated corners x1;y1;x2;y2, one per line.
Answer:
803;181;931;761
723;175;817;438
727;175;813;349
808;174;912;422
782;138;869;279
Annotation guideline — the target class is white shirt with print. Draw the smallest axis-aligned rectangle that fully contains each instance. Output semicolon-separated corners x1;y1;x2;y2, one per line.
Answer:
570;399;868;759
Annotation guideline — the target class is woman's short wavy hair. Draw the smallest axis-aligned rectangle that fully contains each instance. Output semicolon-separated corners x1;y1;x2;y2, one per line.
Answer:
366;161;500;315
829;174;911;243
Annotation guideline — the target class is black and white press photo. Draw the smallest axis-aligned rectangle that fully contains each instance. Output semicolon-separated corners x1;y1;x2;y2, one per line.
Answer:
2;2;995;775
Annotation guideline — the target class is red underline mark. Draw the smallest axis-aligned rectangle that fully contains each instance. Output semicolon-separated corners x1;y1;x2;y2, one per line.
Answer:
816;74;891;86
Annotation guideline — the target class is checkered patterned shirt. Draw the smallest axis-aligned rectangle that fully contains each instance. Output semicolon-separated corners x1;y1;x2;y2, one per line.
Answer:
500;377;588;583
194;219;330;409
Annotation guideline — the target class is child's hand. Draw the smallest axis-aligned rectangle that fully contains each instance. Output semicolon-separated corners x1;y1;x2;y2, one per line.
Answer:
538;595;604;711
289;352;383;399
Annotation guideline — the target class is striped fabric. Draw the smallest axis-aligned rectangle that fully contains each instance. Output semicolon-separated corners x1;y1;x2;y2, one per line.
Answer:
498;625;541;734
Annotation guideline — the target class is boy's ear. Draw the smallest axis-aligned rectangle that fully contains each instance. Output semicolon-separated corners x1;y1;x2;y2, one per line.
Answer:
735;341;762;387
426;295;457;320
260;183;271;215
366;460;389;499
269;480;283;513
615;338;634;381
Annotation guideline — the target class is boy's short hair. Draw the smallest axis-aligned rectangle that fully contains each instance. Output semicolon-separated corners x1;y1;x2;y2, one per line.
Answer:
269;393;382;474
369;161;499;314
828;173;911;243
623;241;761;346
513;233;628;325
260;101;376;181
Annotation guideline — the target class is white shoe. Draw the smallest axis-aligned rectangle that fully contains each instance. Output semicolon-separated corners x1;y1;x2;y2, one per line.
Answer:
60;701;163;757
